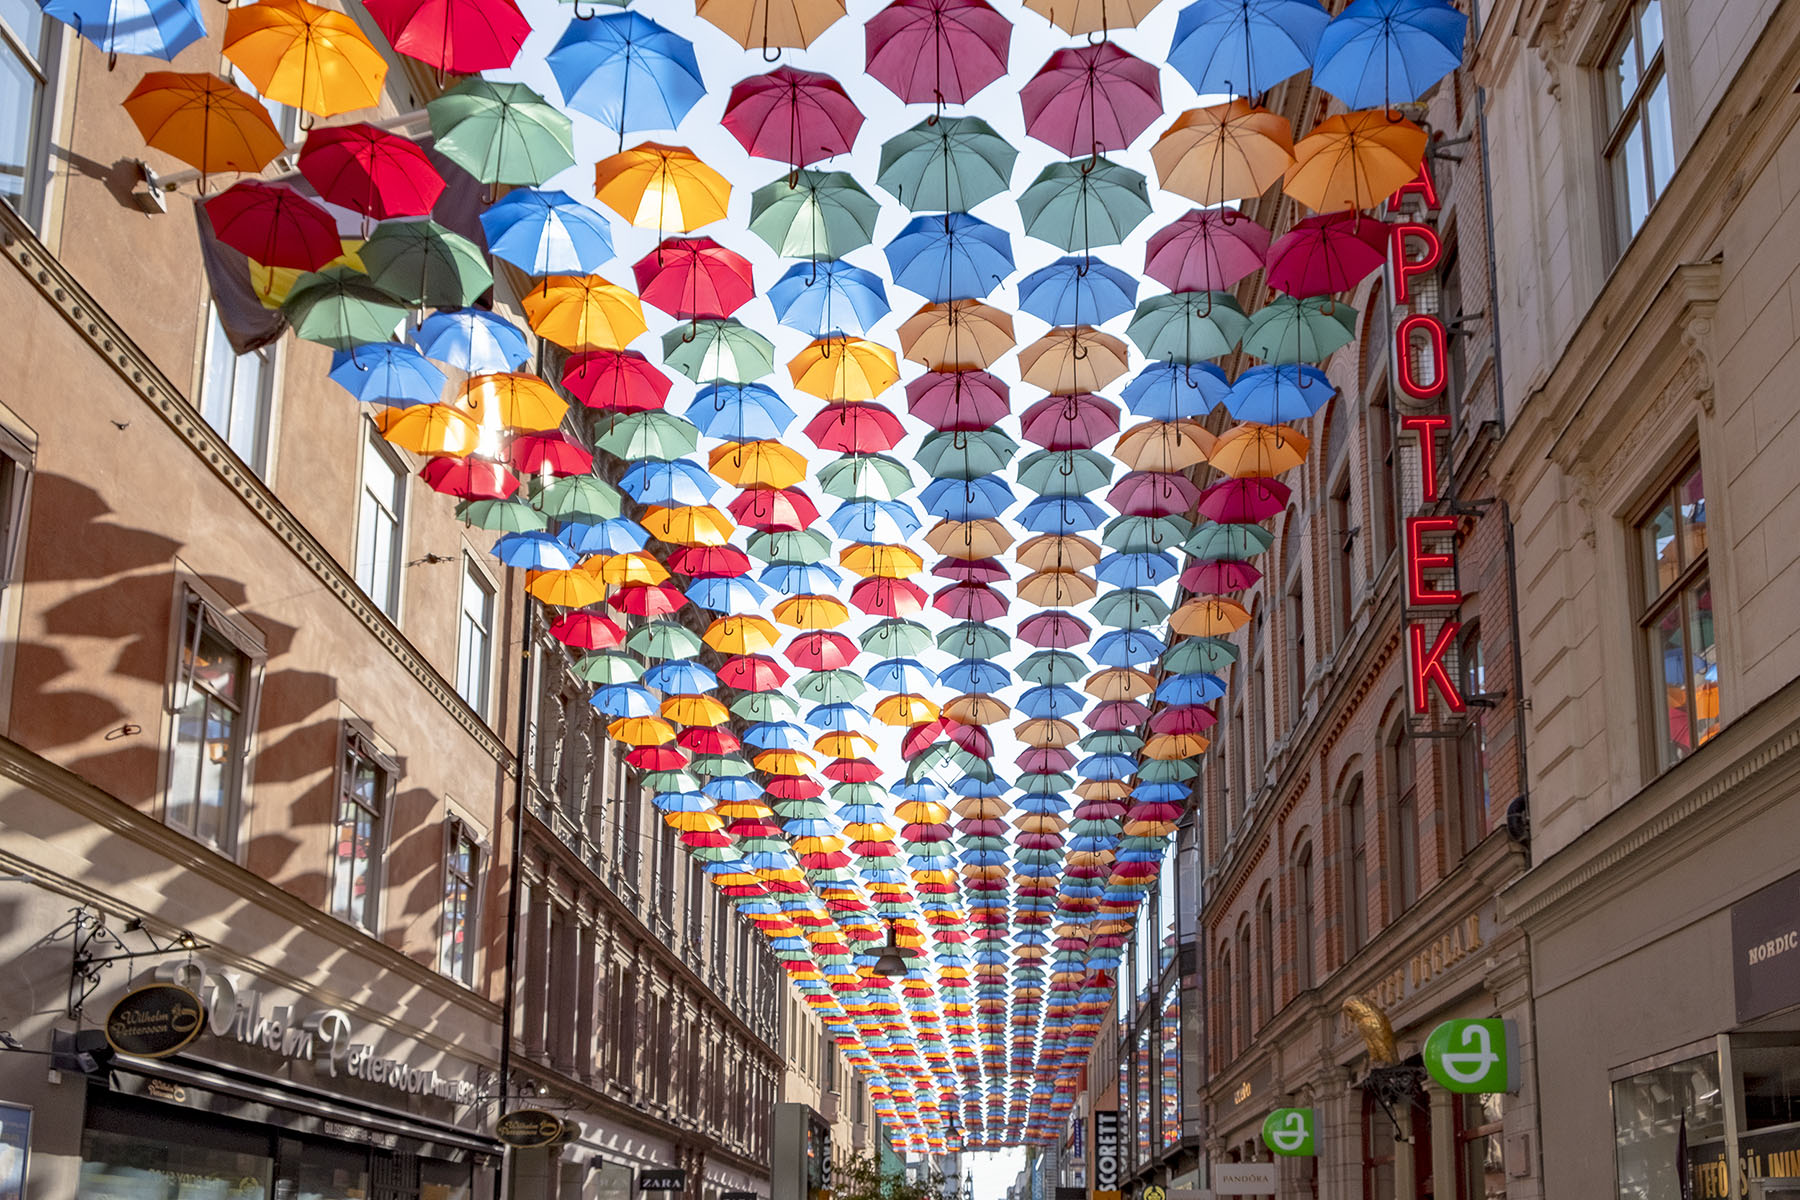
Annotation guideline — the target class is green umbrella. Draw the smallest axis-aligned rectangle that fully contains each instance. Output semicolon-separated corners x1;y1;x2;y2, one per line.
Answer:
937;621;1011;658
1127;292;1250;363
1102;515;1192;553
794;668;866;703
1017;449;1114;497
691;754;757;776
1015;848;1063;865
359;220;491;309
1091;587;1171;629
1015;771;1071;794
878;116;1017;212
730;692;802;721
573;651;645;684
1161;636;1239;674
663;318;776;383
1080;731;1145;754
829;782;888;806
947;749;996;781
916;429;1019;479
427;78;577;187
748;529;833;564
627;619;704;659
594;412;700;460
773;797;832;820
749;170;880;260
860;617;933;657
904;743;957;781
1242;295;1358;364
1185;522;1275;561
456;497;547;532
283;265;407;349
1017;158;1153;253
1139;758;1199;782
533;473;624;522
962;835;1008;853
643;770;701;792
817;453;915;501
1019;649;1090;686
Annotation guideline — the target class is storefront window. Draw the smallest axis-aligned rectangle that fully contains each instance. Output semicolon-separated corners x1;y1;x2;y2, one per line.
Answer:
79;1127;272;1200
1159;982;1181;1151
1612;1051;1724;1200
1136;1023;1153;1162
1119;1047;1132;1174
1460;1093;1506;1200
1363;1091;1396;1200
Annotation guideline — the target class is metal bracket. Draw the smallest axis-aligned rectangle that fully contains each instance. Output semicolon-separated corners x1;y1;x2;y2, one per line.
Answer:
65;908;207;1021
1360;1063;1429;1138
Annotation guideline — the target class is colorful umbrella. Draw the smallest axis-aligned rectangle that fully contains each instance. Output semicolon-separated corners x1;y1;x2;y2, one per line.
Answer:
1018;327;1130;393
865;0;1012;106
547;12;706;141
1019;42;1162;159
1285;110;1428;212
1022;0;1160;34
282;265;408;349
1127;291;1250;363
1016;257;1138;327
665;319;777;383
1017;159;1153;252
364;0;530;74
769;261;891;336
595;143;731;233
884;213;1014;302
899;300;1015;369
522;274;648;350
480;189;615;276
205;181;341;271
906;370;1011;431
360;220;492;308
1311;0;1468;108
329;343;446;406
298;122;444;219
44;0;204;59
1167;0;1330;95
634;237;757;322
223;0;386;117
749;171;880;260
1209;423;1311;477
1152;100;1296;206
1266;211;1390;297
428;79;578;187
697;0;847;53
723;66;865;169
1144;209;1270;293
1223;363;1333;423
1240;295;1357;362
123;73;287;178
877;116;1018;212
415;308;531;373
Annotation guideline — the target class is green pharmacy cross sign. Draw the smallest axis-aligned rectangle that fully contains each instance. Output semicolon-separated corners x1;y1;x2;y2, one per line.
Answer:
1260;1108;1316;1157
1423;1019;1519;1094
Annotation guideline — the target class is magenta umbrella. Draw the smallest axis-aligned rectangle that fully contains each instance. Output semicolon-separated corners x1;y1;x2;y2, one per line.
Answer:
906;369;1011;431
933;582;1010;621
1017;832;1066;851
946;722;994;756
1019;392;1120;450
1151;705;1217;735
1181;559;1263;593
1108;470;1200;516
1197;476;1290;522
932;556;1010;583
1073;798;1127;820
1020;41;1162;159
1266;212;1392;299
865;0;1012;107
1018;746;1076;773
1145;209;1271;293
722;65;865;168
1018;610;1091;648
1084;699;1147;730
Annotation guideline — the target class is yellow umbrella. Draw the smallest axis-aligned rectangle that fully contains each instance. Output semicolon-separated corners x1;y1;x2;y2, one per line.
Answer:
372;403;480;456
942;695;1009;725
527;568;605;608
840;544;924;579
458;373;569;432
923;518;1012;561
589;551;670;586
875;694;939;726
1016;569;1097;608
788;336;900;402
791;835;845;856
1115;419;1216;472
1083;667;1157;702
251;239;363;307
1145;732;1210;760
1022;0;1159;33
123;72;287;178
1170;596;1252;637
708;441;809;488
609;716;676;745
641;505;734;546
704;614;780;654
898;300;1015;370
843;820;896;841
521;274;646;350
1285;111;1429;213
695;0;846;52
816;731;879;758
772;595;851;629
663;695;730;726
1209;423;1311;478
1014;717;1079;748
1015;534;1101;573
223;0;386;118
1018;327;1130;393
1152;100;1297;206
594;142;731;233
665;810;725;832
896;800;951;824
716;798;774;819
753;748;817;774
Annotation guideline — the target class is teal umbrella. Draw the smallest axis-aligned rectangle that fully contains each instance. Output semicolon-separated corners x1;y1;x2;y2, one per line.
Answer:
861;618;934;657
1241;295;1358;364
794;669;867;703
748;529;833;563
1185;522;1275;561
692;754;757;776
1102;515;1192;552
1080;731;1144;754
936;621;1011;658
817;453;915;501
1161;636;1239;674
533;473;624;523
1017;449;1114;497
283;266;407;349
731;692;803;721
573;652;645;684
877;116;1018;212
1017;158;1153;253
626;619;705;658
594;412;700;459
1139;758;1199;782
916;429;1019;479
427;79;577;187
1091;588;1171;629
663;318;776;382
749;170;880;260
1127;292;1250;363
457;497;547;532
359;220;492;309
1018;649;1088;686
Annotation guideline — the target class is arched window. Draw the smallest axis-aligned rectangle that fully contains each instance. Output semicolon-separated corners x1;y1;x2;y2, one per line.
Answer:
1257;890;1276;1024
1343;779;1369;954
1217;943;1234;1069
1457;623;1492;852
1249;602;1267;789
1389;721;1420;911
1361;280;1388;391
1295;844;1317;990
1283;508;1306;733
1236;920;1253;1049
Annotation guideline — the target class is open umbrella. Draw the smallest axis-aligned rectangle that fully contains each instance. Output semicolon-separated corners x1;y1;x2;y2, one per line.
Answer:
548;12;706;142
899;300;1014;369
769;261;891;336
1144;209;1270;293
522;274;647;350
866;0;1011;106
1127;292;1250;363
1266;211;1390;297
634;237;756;320
1120;360;1229;419
806;403;907;453
1018;327;1130;392
1022;0;1159;34
428;79;577;187
1019;394;1120;450
224;0;386;118
1240;295;1357;363
684;382;795;439
374;403;480;455
594;142;731;233
298;122;444;218
791;340;901;403
480;189;615;276
1017;159;1153;253
364;0;529;73
1285;110;1428;212
1223;363;1334;423
906;370;1010;431
723;65;865;169
884;213;1014;302
1167;0;1330;95
124;73;287;179
1312;0;1468;109
664;319;777;383
415;308;530;372
1152;100;1295;206
1114;419;1214;471
749;171;879;260
205;181;340;271
1017;257;1138;327
329;343;446;406
44;0;204;60
283;265;407;349
699;0;847;54
360;220;492;308
1196;476;1289;522
460;373;569;431
1020;41;1162;159
1209;423;1311;477
877;116;1018;212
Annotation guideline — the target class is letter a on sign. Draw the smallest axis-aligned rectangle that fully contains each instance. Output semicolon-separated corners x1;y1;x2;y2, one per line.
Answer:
1423;1019;1516;1094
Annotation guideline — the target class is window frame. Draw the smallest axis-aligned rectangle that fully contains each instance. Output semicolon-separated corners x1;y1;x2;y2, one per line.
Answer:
439;814;481;986
1600;0;1675;254
1328;467;1356;647
1295;843;1317;991
1390;721;1420;912
198;299;277;476
1457;623;1492;852
331;723;396;934
354;421;408;621
1631;454;1716;772
1343;778;1370;955
0;419;35;732
0;0;60;229
455;553;496;720
164;587;264;858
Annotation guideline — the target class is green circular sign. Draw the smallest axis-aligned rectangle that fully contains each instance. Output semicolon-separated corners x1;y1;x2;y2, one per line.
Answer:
1423;1019;1512;1094
1260;1108;1315;1157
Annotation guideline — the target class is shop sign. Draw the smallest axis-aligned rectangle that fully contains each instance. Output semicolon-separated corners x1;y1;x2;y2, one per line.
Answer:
105;983;205;1058
638;1169;686;1192
1422;1019;1516;1094
1688;1124;1800;1199
1731;869;1800;1022
1211;1163;1277;1195
495;1109;564;1149
1092;1107;1121;1200
1259;1109;1315;1157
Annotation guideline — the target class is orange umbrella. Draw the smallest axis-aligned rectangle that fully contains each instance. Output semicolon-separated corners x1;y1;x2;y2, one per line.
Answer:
609;716;677;745
590;551;669;586
1015;534;1101;573
1152;100;1296;206
521;274;646;350
223;0;386;118
1023;0;1159;34
1210;423;1311;478
840;544;924;579
663;695;730;726
898;300;1015;370
773;595;851;629
458;373;568;432
594;142;731;233
1285;111;1429;213
943;694;1009;725
789;337;899;401
704;614;780;654
1145;732;1210;760
708;441;808;488
373;404;480;456
1170;596;1252;637
123;72;287;178
1115;419;1216;472
1014;717;1079;748
641;505;734;546
1083;667;1157;701
1016;570;1098;607
528;568;605;608
816;731;879;758
1018;327;1130;393
875;694;939;726
696;0;846;52
1074;779;1131;801
923;518;1012;560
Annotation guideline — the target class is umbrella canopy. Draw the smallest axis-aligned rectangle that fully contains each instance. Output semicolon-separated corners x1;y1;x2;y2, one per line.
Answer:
666;318;777;382
696;0;847;53
1266;211;1391;297
1018;327;1130;392
522;274;648;350
1127;291;1250;362
865;0;1012;106
125;73;287;177
548;12;706;139
205;181;340;272
769;261;891;336
298;122;444;219
749;171;880;260
1016;257;1138;327
428;79;577;187
899;300;1014;369
1167;0;1331;95
223;0;386;118
364;0;529;73
43;0;205;59
1017;158;1153;252
595;142;731;233
1312;0;1468;109
1022;0;1160;34
723;65;865;169
1285;110;1428;212
283;265;408;349
480;188;615;276
884;213;1014;302
635;237;757;320
906;370;1011;431
877;116;1018;212
415;308;530;373
1152;100;1296;206
360;219;492;308
1020;41;1162;158
1224;363;1334;423
1240;295;1357;363
329;343;446;406
1144;209;1270;292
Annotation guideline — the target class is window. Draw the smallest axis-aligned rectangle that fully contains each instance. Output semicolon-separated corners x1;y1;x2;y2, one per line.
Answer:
199;302;274;473
1343;780;1369;954
1369;387;1397;562
1328;472;1355;644
1603;0;1674;249
1249;606;1266;780
1390;724;1420;911
456;557;495;718
1285;516;1306;731
1460;1093;1506;1200
1257;892;1275;1025
1612;1051;1722;1200
0;0;55;223
1235;921;1251;1050
332;730;392;931
1458;625;1492;851
1636;460;1717;769
1216;946;1233;1070
1295;844;1316;990
167;596;258;854
356;424;407;618
441;819;479;984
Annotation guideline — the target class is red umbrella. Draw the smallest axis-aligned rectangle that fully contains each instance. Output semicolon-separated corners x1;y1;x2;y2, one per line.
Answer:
549;611;624;649
1144;209;1270;293
930;557;1008;583
1085;699;1148;730
1018;610;1090;648
205;181;341;270
803;402;905;452
850;576;927;616
363;0;529;73
957;817;1008;837
669;544;752;577
510;431;594;477
1266;212;1392;299
729;485;820;531
563;349;671;411
719;654;789;689
608;583;688;616
1072;798;1125;820
422;455;517;499
825;758;882;782
722;66;865;168
933;582;1009;621
901;720;947;758
1197;477;1289;522
946;722;993;757
1108;470;1200;517
1181;560;1263;593
1150;705;1216;734
905;369;1011;431
634;237;756;319
1020;42;1162;159
786;630;859;669
766;774;824;800
678;727;741;754
865;0;1012;106
627;745;687;770
1019;392;1120;450
297;123;445;219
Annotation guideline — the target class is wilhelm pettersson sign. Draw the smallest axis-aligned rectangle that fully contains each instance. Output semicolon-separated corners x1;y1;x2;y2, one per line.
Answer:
105;983;205;1058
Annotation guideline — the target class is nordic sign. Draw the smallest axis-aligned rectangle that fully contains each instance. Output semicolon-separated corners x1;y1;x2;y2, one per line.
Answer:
1423;1019;1516;1093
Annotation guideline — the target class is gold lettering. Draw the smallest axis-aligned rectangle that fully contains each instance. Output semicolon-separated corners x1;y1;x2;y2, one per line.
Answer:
1467;913;1483;949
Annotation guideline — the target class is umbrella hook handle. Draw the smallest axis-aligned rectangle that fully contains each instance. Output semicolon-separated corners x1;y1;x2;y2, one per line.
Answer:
762;42;781;63
1074;257;1091;279
682;318;699;344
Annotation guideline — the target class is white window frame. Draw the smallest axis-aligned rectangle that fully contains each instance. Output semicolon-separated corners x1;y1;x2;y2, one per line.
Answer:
455;552;496;719
164;583;264;859
0;0;60;229
439;813;481;985
199;300;277;475
356;422;408;620
332;722;396;933
1601;0;1676;253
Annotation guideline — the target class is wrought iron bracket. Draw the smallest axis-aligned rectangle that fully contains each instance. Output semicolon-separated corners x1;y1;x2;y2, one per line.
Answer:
65;908;208;1021
1359;1063;1429;1139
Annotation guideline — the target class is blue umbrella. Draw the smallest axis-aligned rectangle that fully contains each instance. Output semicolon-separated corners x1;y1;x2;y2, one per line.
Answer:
1014;794;1070;814
414;309;531;373
1168;0;1333;96
561;517;650;555
1156;673;1229;704
479;188;616;276
804;701;872;731
745;721;811;749
1078;754;1139;780
1120;361;1230;420
950;777;1010;797
492;531;578;570
1224;364;1335;423
592;683;657;717
920;476;1014;521
644;660;719;694
1018;495;1107;534
891;779;948;804
684;382;796;440
44;0;204;58
1016;256;1139;326
760;563;844;595
620;458;719;506
547;12;705;139
328;344;445;407
652;790;709;812
868;658;939;691
884;213;1014;302
1312;0;1468;108
686;576;768;612
704;777;764;802
768;261;891;336
828;499;922;543
1092;629;1166;667
1017;684;1086;719
1133;781;1191;803
1095;551;1181;587
938;660;1013;693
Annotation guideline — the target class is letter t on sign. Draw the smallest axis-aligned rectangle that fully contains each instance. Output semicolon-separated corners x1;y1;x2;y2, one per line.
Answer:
1401;414;1451;502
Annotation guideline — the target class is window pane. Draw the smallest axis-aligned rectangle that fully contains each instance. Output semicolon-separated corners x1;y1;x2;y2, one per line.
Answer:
0;0;43;50
1649;601;1687;765
0;38;43;215
1688;580;1719;750
457;563;493;714
1641;492;1679;599
1647;73;1675;197
229;347;268;466
1639;0;1664;58
1679;466;1706;563
1612;1052;1723;1200
1464;1094;1507;1200
201;307;239;433
358;433;403;615
1622;119;1650;236
1610;29;1639;116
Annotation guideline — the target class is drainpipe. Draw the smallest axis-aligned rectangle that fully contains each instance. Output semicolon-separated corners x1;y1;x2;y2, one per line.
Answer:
499;595;537;1196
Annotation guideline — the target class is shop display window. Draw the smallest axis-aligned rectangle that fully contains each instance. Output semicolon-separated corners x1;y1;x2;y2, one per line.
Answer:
79;1127;272;1200
1612;1051;1724;1200
1459;1093;1505;1200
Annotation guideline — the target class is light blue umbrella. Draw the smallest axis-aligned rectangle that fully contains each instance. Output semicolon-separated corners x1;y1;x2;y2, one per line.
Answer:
1017;495;1107;534
619;458;719;506
1017;257;1140;326
884;213;1014;302
682;383;796;440
591;683;656;717
768;260;891;336
1094;551;1181;587
1311;0;1468;108
414;309;531;373
1120;361;1230;420
1157;673;1229;704
1224;364;1334;423
561;517;651;555
547;12;705;142
920;476;1014;521
761;563;845;595
868;657;939;692
686;576;769;612
44;0;204;59
643;660;719;694
492;531;578;570
479;188;616;276
938;659;1012;693
328;344;445;407
828;499;922;544
1168;0;1332;96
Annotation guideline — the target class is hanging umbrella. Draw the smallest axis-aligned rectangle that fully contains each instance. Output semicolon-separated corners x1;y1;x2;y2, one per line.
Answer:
223;0;385;117
1185;521;1275;563
1152;100;1295;206
373;403;480;455
884;213;1014;302
283;265;408;349
866;0;1011;106
298;122;444;219
1017;159;1153;252
697;0;847;53
664;318;777;382
1119;361;1229;420
480;189;614;277
44;0;204;60
205;181;340;271
360;220;492;308
595;142;730;233
1127;292;1250;363
1114;419;1214;471
899;301;1014;370
1144;209;1271;293
749;171;880;260
548;12;706;140
595;411;700;459
1018;327;1130;393
877;116;1018;212
1015;531;1103;570
522;274;647;350
620;459;719;506
916;429;1018;479
536;476;623;522
1285;111;1428;212
723;66;865;169
769;261;891;336
905;370;1010;431
1266;211;1390;298
712;442;808;488
1020;42;1162;159
1196;476;1289;522
364;0;528;73
1223;363;1334;423
1109;471;1200;517
428;79;577;187
1209;422;1311;477
460;373;570;431
1240;295;1357;363
791;341;901;404
124;73;287;179
1312;0;1468;109
329;343;446;406
1019;394;1120;450
1170;597;1251;637
461;498;544;531
1182;560;1263;592
684;382;796;439
634;237;756;320
1022;0;1159;33
415;308;530;373
1167;0;1330;95
1016;257;1138;327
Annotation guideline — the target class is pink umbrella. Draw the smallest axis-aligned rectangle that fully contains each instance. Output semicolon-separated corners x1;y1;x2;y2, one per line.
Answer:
931;557;1010;583
933;582;1010;621
905;369;1011;431
634;237;756;319
722;65;865;169
1019;392;1121;450
850;575;928;616
728;485;820;531
1266;212;1392;299
946;722;994;756
1126;800;1185;822
1108;470;1200;517
1197;477;1290;522
1017;746;1076;773
1020;41;1162;159
1144;209;1271;293
1018;610;1091;648
510;431;594;477
1150;705;1217;735
1085;699;1148;729
901;720;947;758
1180;559;1263;593
958;817;1010;837
1072;798;1126;820
865;0;1012;106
